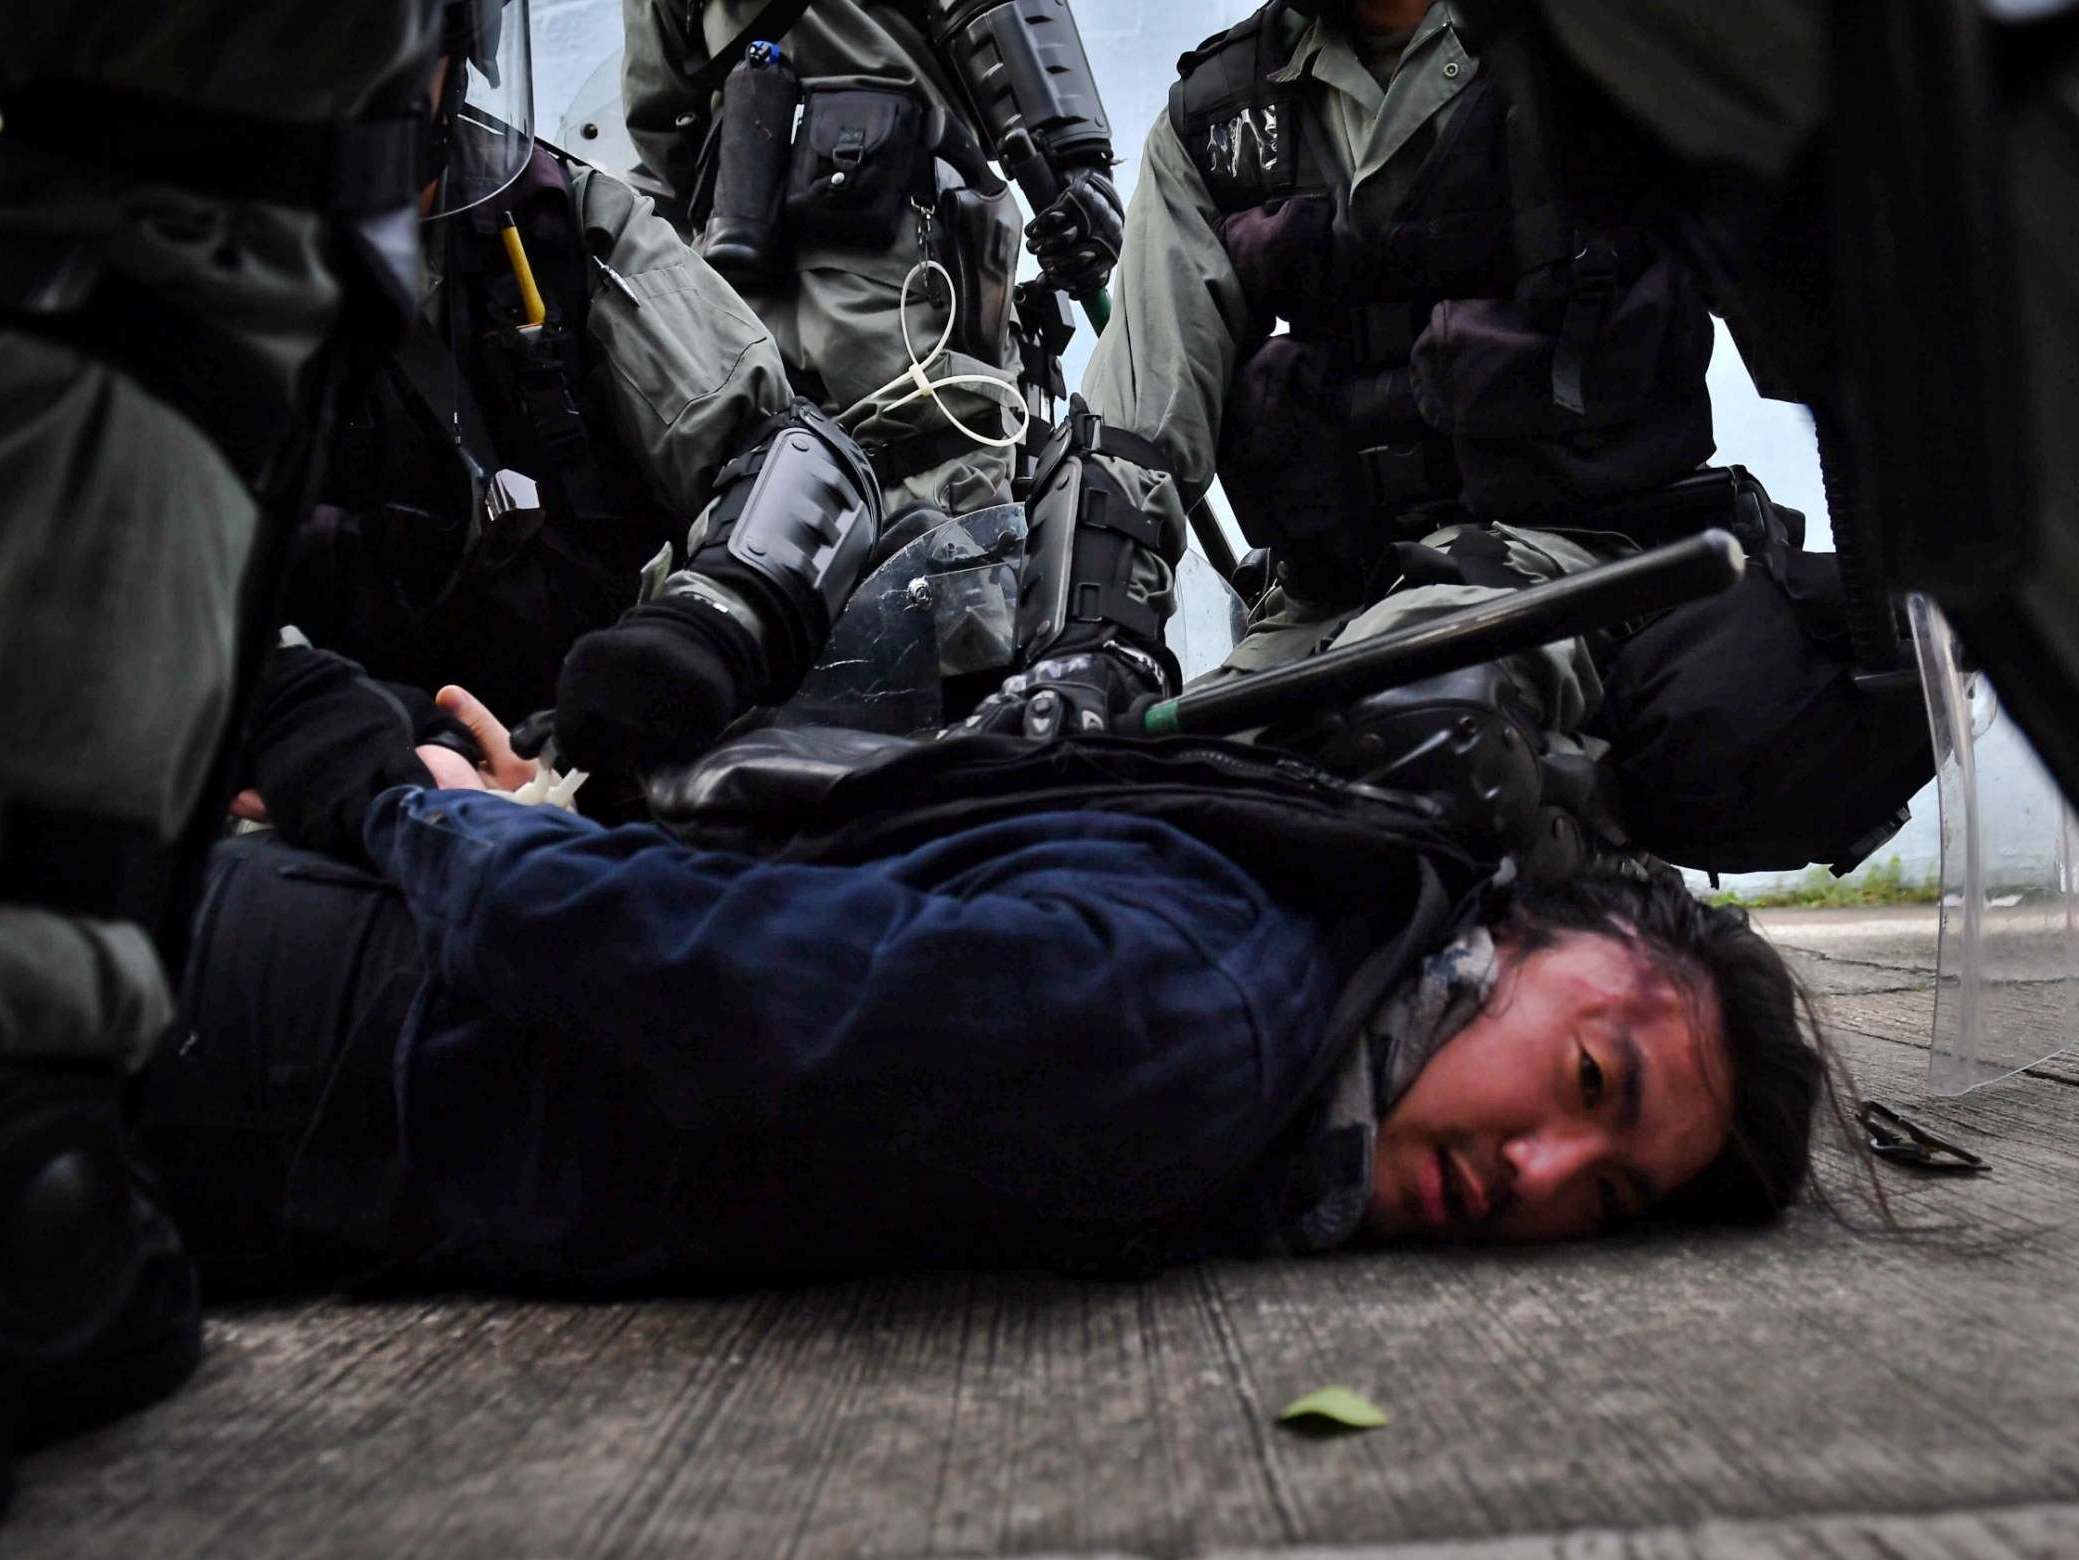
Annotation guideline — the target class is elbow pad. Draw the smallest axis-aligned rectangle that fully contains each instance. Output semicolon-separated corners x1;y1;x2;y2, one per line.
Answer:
922;0;1114;171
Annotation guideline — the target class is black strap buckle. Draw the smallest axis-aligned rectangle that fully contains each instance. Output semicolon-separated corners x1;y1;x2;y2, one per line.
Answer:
1857;1101;1989;1175
1359;439;1452;509
1066;402;1171;479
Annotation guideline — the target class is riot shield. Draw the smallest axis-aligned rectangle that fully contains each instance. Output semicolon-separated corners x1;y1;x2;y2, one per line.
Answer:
1911;594;2079;1094
555;47;656;189
777;507;1247;735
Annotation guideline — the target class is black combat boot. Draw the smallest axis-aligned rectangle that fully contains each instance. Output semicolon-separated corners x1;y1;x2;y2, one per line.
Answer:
0;1062;201;1508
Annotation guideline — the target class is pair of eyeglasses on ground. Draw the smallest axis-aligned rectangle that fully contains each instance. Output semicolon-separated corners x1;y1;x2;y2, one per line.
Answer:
1856;1101;1990;1174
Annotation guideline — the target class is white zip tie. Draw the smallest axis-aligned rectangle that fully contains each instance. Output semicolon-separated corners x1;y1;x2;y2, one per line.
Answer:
850;260;1031;452
511;757;590;812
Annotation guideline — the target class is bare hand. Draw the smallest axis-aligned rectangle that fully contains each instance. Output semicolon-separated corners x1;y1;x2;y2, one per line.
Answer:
416;743;491;790
434;684;537;790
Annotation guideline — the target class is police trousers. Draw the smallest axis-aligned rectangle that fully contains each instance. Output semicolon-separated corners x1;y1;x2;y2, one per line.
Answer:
1207;510;1934;875
0;336;262;1074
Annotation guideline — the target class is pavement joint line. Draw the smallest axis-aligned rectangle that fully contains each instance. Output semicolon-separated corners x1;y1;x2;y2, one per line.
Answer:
1770;946;1937;974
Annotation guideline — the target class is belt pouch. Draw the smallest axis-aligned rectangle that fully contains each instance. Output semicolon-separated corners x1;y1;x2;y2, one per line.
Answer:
784;87;929;252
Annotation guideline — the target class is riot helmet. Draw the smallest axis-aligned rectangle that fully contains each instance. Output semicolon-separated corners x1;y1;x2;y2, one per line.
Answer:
423;0;535;219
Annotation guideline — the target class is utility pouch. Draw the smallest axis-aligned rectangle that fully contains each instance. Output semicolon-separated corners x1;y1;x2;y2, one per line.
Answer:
933;179;1017;360
784;88;930;251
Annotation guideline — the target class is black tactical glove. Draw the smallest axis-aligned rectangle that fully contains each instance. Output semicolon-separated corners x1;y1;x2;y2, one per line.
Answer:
960;642;1170;740
549;594;770;776
1025;166;1124;299
247;646;462;865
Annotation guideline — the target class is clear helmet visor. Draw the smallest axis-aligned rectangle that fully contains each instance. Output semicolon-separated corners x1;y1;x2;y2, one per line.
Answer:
425;0;535;220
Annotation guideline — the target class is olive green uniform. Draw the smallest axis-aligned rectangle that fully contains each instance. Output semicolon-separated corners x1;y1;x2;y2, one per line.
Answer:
624;0;1025;517
1082;3;1614;718
0;2;445;1070
567;165;794;531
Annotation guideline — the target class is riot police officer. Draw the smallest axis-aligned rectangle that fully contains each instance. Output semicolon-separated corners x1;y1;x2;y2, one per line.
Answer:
0;0;449;1481
1001;0;1932;877
278;0;889;783
622;0;1126;520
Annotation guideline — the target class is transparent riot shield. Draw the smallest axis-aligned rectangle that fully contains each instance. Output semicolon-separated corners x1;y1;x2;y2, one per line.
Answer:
555;48;644;180
777;507;1248;736
1910;593;2079;1095
778;505;1028;735
425;0;536;220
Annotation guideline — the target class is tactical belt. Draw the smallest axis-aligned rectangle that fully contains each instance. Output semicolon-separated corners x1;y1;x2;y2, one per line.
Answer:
0;80;423;216
1063;404;1170;482
1580;466;1785;558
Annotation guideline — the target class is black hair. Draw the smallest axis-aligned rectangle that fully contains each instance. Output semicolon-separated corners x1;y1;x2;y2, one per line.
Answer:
1493;866;1840;1225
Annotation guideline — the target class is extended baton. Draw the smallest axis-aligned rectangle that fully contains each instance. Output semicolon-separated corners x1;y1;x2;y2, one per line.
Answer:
1131;528;1746;739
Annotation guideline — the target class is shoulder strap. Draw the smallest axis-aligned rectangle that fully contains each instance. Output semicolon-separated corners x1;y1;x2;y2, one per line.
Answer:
679;0;824;110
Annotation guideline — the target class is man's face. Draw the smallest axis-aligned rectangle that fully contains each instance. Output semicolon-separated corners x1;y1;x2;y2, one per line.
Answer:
1367;932;1734;1243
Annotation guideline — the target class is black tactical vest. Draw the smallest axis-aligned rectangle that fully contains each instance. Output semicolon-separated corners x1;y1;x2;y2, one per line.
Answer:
1169;2;1715;595
286;146;681;723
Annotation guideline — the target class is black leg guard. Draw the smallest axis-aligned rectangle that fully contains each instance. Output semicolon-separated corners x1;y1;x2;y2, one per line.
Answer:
689;399;885;700
1015;401;1180;684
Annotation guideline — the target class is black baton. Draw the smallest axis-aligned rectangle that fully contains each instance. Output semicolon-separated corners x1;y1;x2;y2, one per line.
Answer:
1133;528;1746;738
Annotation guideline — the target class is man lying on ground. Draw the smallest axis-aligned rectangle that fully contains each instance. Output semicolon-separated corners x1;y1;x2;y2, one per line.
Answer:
137;661;1832;1295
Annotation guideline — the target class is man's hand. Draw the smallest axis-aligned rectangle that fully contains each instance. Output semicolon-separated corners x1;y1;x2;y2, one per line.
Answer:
1026;166;1124;299
960;642;1170;740
433;685;537;790
234;682;530;819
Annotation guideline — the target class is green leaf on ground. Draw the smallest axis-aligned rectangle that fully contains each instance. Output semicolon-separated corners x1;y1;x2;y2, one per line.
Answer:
1276;1386;1390;1431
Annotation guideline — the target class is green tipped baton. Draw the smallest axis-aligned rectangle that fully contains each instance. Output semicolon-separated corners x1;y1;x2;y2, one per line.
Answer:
1131;528;1747;739
1000;128;1112;335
